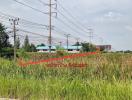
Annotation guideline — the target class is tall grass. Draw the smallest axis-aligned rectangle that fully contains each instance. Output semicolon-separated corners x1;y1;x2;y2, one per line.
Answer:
0;76;132;100
0;53;132;99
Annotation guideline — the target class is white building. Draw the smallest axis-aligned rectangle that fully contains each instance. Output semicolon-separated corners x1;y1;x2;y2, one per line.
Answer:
63;46;82;53
36;46;56;53
36;45;82;53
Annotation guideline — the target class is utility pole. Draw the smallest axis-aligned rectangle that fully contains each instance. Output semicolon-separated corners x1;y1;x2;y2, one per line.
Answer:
39;0;57;53
59;41;62;47
88;28;93;44
49;0;52;53
76;38;80;51
64;34;70;51
9;18;19;62
88;28;93;52
47;0;57;53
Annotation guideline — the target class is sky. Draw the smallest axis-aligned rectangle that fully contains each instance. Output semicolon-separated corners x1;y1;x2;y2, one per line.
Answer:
0;0;132;51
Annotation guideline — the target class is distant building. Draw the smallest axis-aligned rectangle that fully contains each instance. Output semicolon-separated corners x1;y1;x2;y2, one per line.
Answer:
36;45;82;53
63;46;82;53
36;45;112;53
96;45;111;51
36;46;56;53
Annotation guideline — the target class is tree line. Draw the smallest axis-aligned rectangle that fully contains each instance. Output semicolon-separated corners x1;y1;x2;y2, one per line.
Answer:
0;23;36;58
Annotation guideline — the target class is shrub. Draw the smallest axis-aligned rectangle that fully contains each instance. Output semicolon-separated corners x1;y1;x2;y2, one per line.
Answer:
0;47;14;59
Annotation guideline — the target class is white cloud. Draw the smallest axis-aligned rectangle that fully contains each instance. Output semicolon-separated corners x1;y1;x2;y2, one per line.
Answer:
104;12;122;18
94;11;124;23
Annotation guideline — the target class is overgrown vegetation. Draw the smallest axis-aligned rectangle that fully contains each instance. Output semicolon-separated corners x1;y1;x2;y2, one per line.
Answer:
0;53;132;99
81;42;96;52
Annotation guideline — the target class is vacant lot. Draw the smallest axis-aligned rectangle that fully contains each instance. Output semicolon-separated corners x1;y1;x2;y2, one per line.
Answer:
0;53;132;100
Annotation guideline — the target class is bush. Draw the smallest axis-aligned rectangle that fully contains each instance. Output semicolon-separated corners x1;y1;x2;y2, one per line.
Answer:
0;47;14;59
17;49;30;60
81;43;96;52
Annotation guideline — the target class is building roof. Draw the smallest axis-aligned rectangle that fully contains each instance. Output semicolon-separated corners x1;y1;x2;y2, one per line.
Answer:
36;45;82;50
63;46;82;50
36;46;56;50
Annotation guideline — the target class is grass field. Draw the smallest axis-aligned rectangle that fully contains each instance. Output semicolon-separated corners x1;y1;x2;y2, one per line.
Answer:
0;53;132;100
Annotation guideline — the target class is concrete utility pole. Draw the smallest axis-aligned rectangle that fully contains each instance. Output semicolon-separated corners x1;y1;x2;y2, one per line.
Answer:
88;28;93;51
49;0;52;53
76;38;80;51
48;0;57;53
38;0;57;53
59;41;62;47
9;18;19;62
88;28;93;44
64;34;70;51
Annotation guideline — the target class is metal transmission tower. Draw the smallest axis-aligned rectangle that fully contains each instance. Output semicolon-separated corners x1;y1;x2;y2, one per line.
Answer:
64;34;70;51
9;18;19;62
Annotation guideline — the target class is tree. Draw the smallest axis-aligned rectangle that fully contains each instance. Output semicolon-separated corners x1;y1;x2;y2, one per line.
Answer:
0;23;10;50
0;23;13;58
81;42;96;52
40;43;45;46
23;35;31;52
16;37;20;49
72;42;81;46
37;43;45;47
30;43;37;52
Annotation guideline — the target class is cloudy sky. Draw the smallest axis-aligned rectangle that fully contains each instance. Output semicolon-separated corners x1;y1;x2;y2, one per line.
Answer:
0;0;132;50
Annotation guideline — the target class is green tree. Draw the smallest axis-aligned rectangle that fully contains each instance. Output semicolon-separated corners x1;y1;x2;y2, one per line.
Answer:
37;43;45;47
72;42;81;46
81;42;96;52
30;43;37;52
0;23;13;58
23;35;31;52
0;23;10;50
40;43;45;46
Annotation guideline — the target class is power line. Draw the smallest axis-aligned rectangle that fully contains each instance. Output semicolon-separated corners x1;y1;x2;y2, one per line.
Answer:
56;18;85;37
26;0;57;53
7;26;49;37
53;28;84;43
53;1;94;37
57;1;91;31
12;0;49;14
2;19;66;44
16;28;63;41
56;2;115;49
0;11;48;27
56;9;89;34
37;0;49;6
28;0;90;39
11;0;89;39
19;29;48;37
7;0;114;50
